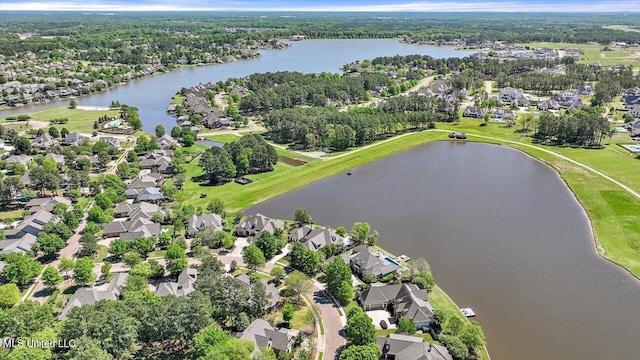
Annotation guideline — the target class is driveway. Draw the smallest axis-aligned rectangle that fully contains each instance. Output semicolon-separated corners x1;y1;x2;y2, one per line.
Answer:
366;310;396;330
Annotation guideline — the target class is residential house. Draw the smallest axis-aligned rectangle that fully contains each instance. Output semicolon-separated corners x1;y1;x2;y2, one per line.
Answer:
113;201;164;219
5;155;33;167
3;210;59;239
498;87;524;101
236;213;285;237
513;94;530;107
240;319;299;355
624;119;640;137
158;134;179;149
288;225;343;251
98;136;121;149
573;85;594;96
59;273;128;319
63;132;85;146
156;268;197;297
491;109;516;121
186;213;223;237
76;154;100;168
128;174;160;189
537;99;560;111
31;133;59;150
235;274;280;311
0;233;37;255
44;153;65;165
360;283;434;329
348;245;397;279
124;187;165;203
203;107;231;129
140;152;173;174
25;196;71;213
377;334;453;360
463;106;486;119
102;217;161;239
554;92;581;108
622;90;640;109
630;105;640;119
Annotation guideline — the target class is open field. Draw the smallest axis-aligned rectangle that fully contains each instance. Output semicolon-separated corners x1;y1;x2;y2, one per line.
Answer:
520;42;640;65
603;25;640;33
0;106;120;133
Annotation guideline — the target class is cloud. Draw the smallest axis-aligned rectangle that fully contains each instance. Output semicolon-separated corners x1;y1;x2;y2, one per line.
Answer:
1;0;639;12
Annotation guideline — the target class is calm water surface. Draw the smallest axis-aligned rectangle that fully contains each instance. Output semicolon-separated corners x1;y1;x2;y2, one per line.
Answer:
0;39;472;132
248;141;640;360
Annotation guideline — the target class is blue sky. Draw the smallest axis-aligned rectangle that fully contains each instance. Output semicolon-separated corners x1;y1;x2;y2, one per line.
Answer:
1;1;639;12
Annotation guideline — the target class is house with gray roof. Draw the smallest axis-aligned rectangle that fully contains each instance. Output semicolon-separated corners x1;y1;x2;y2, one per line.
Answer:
288;225;343;251
349;245;397;279
156;268;197;297
157;134;178;149
186;213;223;237
537;99;560;111
59;272;128;319
44;153;66;164
140;152;173;174
499;87;524;101
3;210;59;239
236;213;285;237
25;196;71;213
31;133;59;150
0;233;37;255
125;187;165;203
128;174;160;189
240;319;299;355
5;154;33;167
463;106;486;119
235;274;280;311
63;132;86;146
378;334;453;360
113;201;163;219
360;283;434;329
103;217;161;239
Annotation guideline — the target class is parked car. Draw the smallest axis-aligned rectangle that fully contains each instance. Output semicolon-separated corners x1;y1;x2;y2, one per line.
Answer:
380;320;388;329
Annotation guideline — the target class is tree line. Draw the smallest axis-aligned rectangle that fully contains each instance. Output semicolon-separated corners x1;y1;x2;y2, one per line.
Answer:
533;109;611;148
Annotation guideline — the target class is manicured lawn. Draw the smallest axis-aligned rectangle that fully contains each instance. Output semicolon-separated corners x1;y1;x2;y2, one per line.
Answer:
204;134;241;143
93;245;109;264
172;96;185;104
0;208;26;222
0;106;121;133
520;42;640;65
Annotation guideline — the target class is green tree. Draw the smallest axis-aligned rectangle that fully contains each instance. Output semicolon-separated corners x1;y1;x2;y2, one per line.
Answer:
294;208;312;226
0;301;54;337
69;98;77;109
149;259;165;279
87;205;107;223
336;280;354;304
42;266;62;290
155;124;166;138
78;232;99;258
165;244;188;275
270;267;286;286
48;126;60;138
12;135;32;154
207;198;225;214
123;252;142;267
396;316;416;335
255;231;279;259
351;222;378;246
282;303;295;325
0;283;20;308
339;344;382;360
64;336;112;360
101;262;112;282
5;327;56;360
459;321;486;352
324;257;352;300
191;322;231;359
109;238;129;260
94;193;113;210
289;241;321;276
284;270;312;304
59;257;75;279
345;308;377;346
73;257;96;286
242;244;266;271
34;233;65;258
439;335;469;360
198;146;236;184
1;253;42;285
443;315;465;336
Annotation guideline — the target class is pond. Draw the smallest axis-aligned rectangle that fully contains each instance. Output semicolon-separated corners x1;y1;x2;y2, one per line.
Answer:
247;141;640;360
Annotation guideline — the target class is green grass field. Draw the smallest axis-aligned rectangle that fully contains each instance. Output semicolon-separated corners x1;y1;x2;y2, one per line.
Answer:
0;107;120;133
520;42;640;65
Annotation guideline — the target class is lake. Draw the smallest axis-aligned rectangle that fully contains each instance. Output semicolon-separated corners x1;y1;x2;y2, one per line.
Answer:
0;39;473;133
247;141;640;360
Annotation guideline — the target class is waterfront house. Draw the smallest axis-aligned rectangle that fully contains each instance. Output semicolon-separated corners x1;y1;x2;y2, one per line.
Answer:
360;283;434;329
377;334;453;360
288;225;343;251
158;134;179;149
348;245;397;279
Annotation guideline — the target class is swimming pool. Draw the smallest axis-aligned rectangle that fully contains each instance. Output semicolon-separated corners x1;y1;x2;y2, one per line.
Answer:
621;144;640;153
384;257;400;268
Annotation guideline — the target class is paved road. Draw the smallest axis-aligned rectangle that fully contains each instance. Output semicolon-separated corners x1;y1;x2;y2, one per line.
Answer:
26;208;89;304
310;282;346;360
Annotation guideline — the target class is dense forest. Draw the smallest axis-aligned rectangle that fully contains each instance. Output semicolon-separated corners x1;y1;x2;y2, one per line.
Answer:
1;12;639;59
